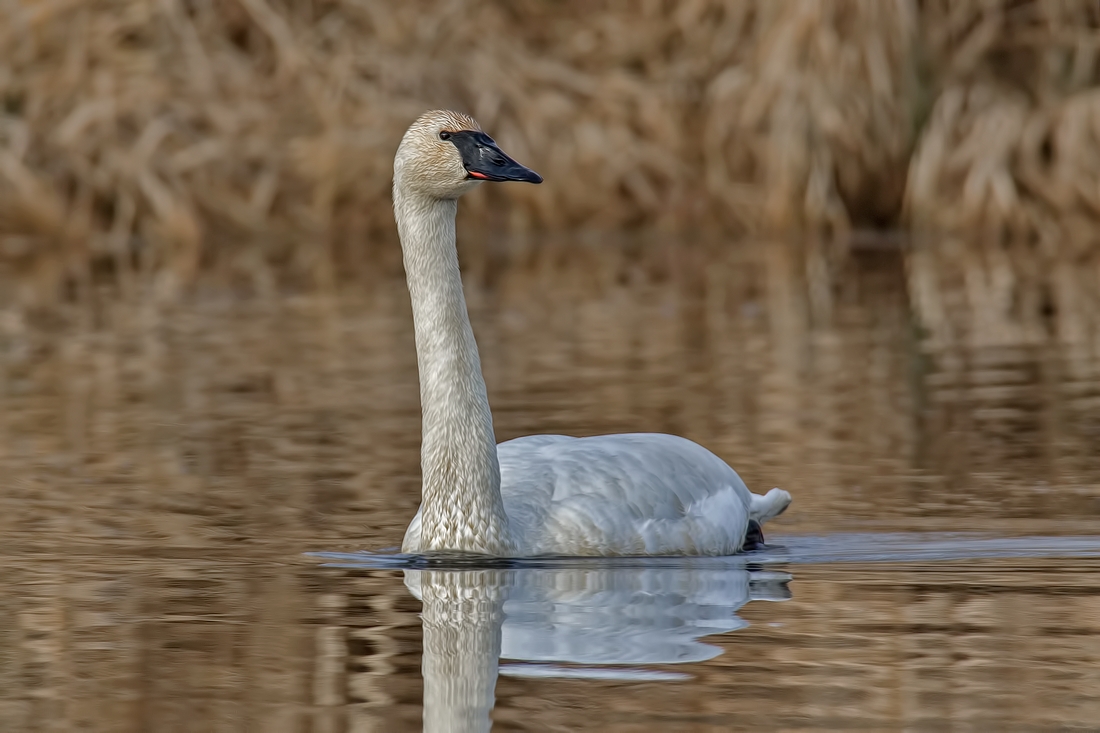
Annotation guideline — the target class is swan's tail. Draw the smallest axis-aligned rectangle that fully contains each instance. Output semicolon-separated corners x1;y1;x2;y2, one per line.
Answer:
750;488;791;525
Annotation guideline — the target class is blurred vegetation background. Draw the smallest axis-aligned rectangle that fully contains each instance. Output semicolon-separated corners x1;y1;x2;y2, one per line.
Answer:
2;0;1100;300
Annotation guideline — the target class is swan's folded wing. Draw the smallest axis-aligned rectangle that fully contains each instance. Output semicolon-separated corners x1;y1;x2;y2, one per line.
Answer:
497;433;754;555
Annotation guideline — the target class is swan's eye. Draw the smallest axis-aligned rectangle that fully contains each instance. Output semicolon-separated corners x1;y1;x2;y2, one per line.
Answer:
439;131;452;141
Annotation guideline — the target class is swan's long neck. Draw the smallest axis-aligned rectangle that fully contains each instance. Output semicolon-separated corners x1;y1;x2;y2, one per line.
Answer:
394;187;513;555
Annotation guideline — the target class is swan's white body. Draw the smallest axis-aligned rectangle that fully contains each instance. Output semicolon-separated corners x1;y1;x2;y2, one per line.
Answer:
405;433;790;556
394;110;791;558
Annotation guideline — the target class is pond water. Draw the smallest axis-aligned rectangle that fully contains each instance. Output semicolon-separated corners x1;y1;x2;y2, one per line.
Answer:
1;236;1099;731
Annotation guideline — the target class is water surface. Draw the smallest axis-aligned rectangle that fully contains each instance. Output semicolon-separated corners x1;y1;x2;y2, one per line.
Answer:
1;236;1099;730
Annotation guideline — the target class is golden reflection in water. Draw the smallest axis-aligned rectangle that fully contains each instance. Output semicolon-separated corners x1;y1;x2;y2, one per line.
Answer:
2;557;1098;731
0;236;1098;730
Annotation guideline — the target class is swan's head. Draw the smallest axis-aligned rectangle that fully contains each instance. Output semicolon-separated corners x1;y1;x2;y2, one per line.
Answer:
393;110;542;200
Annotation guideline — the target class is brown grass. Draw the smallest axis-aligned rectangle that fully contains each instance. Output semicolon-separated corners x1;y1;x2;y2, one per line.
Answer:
0;1;1099;299
907;0;1100;250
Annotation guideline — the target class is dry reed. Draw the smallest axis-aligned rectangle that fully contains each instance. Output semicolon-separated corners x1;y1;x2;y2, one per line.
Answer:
907;0;1100;249
0;0;1098;299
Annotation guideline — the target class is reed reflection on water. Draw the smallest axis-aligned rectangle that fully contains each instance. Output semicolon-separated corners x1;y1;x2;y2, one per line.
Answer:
0;236;1099;730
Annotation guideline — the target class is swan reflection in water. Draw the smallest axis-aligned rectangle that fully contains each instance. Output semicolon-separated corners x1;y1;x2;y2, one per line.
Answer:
403;564;791;732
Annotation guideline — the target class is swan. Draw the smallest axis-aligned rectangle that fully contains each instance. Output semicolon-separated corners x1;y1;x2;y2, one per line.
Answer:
394;109;791;557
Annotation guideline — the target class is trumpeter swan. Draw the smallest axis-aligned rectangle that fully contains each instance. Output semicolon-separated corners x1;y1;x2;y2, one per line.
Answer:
394;110;791;557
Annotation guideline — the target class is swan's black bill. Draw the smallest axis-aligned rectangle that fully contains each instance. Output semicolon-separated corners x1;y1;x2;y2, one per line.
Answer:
447;130;543;184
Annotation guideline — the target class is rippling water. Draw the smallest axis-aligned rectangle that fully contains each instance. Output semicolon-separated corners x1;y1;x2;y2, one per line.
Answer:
1;236;1099;731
